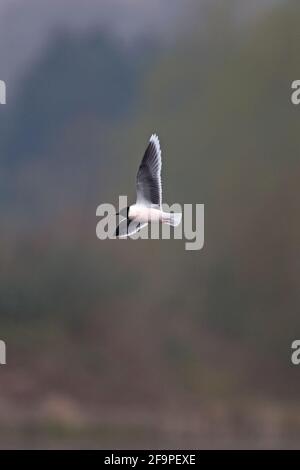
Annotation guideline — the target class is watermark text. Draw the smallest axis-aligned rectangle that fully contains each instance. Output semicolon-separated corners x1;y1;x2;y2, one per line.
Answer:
0;80;6;105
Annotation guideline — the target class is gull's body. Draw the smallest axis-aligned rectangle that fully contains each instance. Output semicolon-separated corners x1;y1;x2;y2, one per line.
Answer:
128;204;168;223
116;134;181;238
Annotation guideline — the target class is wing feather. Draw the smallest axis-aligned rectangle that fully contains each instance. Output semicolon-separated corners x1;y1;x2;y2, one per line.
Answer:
116;219;148;238
136;134;162;207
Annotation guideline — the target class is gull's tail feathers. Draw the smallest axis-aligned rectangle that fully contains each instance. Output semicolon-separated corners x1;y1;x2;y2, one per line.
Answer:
164;212;182;227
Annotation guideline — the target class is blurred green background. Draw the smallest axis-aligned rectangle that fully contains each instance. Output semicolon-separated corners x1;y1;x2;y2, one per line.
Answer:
0;0;300;449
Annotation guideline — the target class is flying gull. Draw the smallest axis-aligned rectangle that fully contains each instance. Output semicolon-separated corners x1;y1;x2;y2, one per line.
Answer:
116;134;182;238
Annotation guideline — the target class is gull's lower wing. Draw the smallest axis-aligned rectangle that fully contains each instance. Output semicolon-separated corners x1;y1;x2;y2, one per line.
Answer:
115;219;148;238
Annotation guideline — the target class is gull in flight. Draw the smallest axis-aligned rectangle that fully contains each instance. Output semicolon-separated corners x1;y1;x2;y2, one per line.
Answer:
116;134;182;238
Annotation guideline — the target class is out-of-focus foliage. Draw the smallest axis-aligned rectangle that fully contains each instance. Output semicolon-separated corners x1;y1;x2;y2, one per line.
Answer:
1;0;300;448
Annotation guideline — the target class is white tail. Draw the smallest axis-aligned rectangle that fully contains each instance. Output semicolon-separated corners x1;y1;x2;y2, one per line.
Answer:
164;212;182;227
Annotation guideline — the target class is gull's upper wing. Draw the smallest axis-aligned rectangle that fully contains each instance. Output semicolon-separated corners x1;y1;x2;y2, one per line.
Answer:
136;134;162;207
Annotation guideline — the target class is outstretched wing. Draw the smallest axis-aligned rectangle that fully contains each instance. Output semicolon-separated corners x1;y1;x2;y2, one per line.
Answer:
136;134;162;207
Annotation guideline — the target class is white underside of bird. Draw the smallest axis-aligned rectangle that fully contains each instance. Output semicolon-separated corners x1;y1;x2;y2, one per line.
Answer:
116;134;182;238
128;204;179;223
